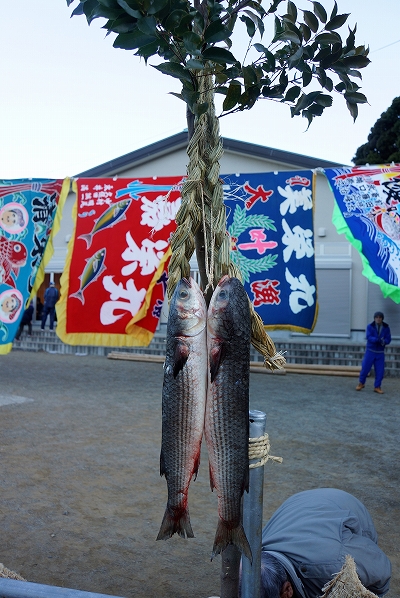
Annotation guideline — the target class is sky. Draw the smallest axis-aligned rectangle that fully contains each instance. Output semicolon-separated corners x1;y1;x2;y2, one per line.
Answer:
1;1;399;179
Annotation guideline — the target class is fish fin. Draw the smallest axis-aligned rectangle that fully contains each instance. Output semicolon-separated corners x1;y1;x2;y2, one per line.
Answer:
209;462;216;491
156;506;194;541
211;521;252;564
78;233;92;249
209;342;227;382
69;290;85;305
173;339;190;378
159;450;166;477
192;453;201;481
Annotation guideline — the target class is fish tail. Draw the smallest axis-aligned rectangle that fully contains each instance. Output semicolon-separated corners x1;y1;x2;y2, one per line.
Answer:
156;505;194;541
78;233;92;249
211;520;252;564
69;290;85;305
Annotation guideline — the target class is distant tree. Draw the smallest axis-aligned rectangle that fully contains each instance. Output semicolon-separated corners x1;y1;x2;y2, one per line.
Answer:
353;97;400;165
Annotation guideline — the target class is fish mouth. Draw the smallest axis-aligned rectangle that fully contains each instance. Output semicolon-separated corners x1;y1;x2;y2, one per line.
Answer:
181;277;192;288
217;275;230;287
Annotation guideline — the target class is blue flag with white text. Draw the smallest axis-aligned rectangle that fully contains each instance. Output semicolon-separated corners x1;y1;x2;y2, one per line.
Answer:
223;171;317;332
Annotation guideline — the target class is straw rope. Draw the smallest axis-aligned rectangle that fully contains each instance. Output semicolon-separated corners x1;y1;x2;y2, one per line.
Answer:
0;563;26;581
167;71;286;371
248;433;283;469
321;555;379;598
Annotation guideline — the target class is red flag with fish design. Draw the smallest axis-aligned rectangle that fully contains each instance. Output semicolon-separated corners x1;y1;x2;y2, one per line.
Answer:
57;177;182;346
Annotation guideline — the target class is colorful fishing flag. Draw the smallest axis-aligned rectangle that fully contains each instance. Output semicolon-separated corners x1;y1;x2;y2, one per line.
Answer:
223;171;318;332
0;178;70;355
57;177;182;346
325;165;400;303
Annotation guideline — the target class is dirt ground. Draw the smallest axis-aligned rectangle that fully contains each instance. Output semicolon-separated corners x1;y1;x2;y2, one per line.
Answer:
0;350;398;598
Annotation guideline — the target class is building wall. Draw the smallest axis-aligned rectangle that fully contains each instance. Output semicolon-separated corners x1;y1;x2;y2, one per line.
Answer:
45;144;400;340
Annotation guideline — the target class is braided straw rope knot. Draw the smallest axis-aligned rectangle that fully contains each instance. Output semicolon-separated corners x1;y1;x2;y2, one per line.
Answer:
0;563;26;581
321;555;379;598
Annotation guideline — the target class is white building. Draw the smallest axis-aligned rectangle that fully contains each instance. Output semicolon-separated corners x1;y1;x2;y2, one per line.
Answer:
46;132;400;341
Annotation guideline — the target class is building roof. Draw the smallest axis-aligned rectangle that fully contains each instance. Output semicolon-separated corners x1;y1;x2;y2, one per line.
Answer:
75;131;343;177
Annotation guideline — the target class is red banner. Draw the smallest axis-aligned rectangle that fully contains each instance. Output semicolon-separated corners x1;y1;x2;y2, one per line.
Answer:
57;177;182;346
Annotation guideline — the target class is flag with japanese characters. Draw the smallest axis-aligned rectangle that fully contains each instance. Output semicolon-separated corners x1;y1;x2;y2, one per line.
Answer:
325;165;400;303
0;178;70;355
223;171;318;332
57;177;182;346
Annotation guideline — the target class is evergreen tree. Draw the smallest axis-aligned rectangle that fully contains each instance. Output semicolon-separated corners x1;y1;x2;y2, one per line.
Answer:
353;97;400;165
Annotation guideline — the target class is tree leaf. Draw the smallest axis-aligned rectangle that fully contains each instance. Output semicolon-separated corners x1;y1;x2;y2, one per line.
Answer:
302;65;312;87
302;10;318;33
223;81;242;111
312;1;327;23
344;91;368;104
204;19;230;43
136;16;157;35
346;100;358;121
315;93;333;107
192;102;209;116
341;55;371;68
315;32;341;45
299;22;311;42
287;1;297;22
202;47;238;65
284;85;301;102
186;58;205;70
240;15;256;37
116;0;141;18
152;61;193;83
182;32;202;55
275;30;301;44
287;45;303;69
325;13;349;31
135;39;160;60
113;30;156;49
254;43;268;54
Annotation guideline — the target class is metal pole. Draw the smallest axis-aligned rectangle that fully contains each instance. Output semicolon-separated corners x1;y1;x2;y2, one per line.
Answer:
241;409;267;598
0;578;126;598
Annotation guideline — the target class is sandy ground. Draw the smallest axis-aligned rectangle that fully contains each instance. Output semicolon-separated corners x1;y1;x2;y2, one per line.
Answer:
0;350;398;598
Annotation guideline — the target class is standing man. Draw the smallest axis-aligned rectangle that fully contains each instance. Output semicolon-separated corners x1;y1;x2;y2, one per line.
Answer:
41;281;59;331
356;311;391;394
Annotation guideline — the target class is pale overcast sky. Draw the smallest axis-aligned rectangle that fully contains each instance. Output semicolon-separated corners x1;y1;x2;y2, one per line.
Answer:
0;1;399;179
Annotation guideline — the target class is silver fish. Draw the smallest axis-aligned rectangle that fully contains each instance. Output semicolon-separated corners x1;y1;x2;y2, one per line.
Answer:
157;277;207;541
205;275;252;562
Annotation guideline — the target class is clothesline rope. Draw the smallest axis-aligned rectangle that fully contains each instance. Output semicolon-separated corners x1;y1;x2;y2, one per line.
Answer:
248;433;283;469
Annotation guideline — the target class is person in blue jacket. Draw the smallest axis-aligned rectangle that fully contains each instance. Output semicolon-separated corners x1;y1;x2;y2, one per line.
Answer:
41;281;59;331
356;311;391;394
260;488;391;598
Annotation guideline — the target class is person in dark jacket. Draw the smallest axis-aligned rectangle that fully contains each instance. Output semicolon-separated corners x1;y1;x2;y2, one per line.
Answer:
15;301;34;340
41;282;59;331
259;488;391;598
356;311;391;394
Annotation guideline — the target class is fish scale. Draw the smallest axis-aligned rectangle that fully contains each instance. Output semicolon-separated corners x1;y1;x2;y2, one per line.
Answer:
157;277;207;541
205;275;252;562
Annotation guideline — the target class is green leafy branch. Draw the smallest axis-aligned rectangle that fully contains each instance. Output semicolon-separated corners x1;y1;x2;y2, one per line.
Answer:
67;0;370;124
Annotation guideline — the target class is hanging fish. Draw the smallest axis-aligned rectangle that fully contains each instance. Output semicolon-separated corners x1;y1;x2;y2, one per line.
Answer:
0;238;28;288
205;276;252;563
157;277;207;541
69;248;106;305
78;200;132;249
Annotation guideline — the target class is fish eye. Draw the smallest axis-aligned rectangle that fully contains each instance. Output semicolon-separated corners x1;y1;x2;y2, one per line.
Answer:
179;289;189;299
14;244;21;252
218;289;227;300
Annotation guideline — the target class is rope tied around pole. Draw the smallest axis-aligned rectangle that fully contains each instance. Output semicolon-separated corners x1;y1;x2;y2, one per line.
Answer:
248;433;283;469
